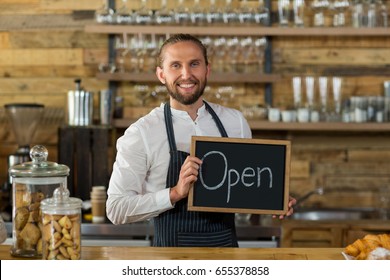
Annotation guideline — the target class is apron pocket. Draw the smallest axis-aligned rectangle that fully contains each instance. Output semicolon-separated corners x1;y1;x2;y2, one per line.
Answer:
177;229;234;247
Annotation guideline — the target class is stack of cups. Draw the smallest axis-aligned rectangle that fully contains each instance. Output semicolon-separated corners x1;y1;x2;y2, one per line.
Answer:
90;186;107;223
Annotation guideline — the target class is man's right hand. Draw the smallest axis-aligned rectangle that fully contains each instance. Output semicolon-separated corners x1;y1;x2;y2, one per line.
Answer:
169;156;202;204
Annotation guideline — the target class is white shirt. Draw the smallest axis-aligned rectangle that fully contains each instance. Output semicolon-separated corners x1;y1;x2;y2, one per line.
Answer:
107;101;252;224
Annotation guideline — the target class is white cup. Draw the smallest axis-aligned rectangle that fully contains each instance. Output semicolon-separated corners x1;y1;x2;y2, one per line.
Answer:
268;108;281;122
281;110;296;122
297;108;310;122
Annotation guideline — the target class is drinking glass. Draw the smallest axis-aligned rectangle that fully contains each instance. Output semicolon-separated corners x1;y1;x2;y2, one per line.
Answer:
351;0;364;27
332;0;350;27
332;77;342;120
305;76;315;109
293;0;306;27
278;0;291;27
363;0;377;27
311;0;330;27
318;76;328;120
377;0;388;27
292;76;302;109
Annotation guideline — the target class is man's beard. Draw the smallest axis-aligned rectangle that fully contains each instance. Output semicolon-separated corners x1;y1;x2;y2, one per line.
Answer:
166;78;207;105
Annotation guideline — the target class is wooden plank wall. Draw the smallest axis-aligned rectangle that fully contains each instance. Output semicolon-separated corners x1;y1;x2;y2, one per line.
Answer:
0;0;390;210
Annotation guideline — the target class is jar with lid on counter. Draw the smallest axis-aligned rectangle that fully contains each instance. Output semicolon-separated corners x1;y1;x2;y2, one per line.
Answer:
9;145;69;258
40;187;82;260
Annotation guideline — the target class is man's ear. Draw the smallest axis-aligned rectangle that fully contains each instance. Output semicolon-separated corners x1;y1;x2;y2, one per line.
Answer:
156;67;165;84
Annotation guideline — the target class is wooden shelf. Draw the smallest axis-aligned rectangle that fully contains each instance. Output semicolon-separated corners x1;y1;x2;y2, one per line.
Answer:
113;118;390;132
96;72;281;83
85;24;390;36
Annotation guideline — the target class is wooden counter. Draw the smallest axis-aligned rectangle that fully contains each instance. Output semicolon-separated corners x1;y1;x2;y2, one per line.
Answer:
0;245;344;260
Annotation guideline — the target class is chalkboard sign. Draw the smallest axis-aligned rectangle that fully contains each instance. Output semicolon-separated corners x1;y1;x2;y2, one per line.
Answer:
188;136;291;215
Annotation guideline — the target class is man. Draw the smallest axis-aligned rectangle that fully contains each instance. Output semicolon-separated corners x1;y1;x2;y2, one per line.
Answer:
107;34;296;247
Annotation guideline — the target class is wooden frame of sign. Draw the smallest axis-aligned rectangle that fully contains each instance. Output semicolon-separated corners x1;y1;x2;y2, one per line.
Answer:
188;136;291;215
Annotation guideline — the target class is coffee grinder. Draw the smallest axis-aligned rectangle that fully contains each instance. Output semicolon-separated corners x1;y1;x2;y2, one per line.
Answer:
4;103;45;188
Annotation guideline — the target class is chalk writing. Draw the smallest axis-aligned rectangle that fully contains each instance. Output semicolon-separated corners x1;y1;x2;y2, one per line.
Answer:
199;151;273;203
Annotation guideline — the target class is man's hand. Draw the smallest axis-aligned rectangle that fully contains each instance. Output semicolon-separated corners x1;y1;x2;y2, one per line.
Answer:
169;156;202;204
273;196;297;220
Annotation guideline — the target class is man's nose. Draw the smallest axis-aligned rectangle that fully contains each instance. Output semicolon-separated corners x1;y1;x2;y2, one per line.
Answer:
180;65;192;79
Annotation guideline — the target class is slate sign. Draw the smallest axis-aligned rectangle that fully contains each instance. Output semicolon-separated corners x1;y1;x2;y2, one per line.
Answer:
188;136;291;215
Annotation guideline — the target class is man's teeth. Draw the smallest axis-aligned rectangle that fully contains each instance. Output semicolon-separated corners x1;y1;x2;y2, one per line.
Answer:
179;84;194;88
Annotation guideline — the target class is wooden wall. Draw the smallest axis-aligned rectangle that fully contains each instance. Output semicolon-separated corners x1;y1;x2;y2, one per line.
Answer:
0;0;390;211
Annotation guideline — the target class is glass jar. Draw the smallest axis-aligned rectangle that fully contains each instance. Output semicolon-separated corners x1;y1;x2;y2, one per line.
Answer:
9;145;69;258
40;187;82;260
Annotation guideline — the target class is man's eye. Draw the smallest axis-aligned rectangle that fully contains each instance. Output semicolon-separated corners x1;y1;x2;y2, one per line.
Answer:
171;63;180;69
191;61;200;67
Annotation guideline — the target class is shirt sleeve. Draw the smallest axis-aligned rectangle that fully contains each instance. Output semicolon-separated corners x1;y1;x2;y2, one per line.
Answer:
106;124;173;225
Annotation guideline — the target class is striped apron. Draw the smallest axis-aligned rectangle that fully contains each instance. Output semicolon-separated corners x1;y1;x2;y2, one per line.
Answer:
153;102;238;247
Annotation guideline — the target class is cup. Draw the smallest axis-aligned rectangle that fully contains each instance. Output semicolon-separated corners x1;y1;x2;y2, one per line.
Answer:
297;107;310;122
281;110;296;122
268;108;281;122
91;186;107;223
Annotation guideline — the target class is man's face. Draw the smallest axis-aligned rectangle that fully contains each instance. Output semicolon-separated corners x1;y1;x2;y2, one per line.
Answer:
156;41;210;106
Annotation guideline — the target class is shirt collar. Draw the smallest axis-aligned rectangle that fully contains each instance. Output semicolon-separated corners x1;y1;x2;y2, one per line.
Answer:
161;101;207;120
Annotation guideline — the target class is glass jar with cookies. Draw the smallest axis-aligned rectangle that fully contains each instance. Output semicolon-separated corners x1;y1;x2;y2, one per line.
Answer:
40;187;82;260
9;145;69;258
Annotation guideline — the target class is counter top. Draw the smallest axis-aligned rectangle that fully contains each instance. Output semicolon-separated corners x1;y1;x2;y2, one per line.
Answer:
0;245;344;260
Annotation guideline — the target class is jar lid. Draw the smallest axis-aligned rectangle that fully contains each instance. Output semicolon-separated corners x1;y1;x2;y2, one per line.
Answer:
41;187;82;213
9;145;69;177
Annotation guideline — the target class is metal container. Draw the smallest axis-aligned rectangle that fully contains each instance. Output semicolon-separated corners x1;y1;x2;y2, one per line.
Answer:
40;187;82;260
9;145;69;258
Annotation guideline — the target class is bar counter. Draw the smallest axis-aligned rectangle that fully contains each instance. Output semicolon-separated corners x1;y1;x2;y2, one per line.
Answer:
0;245;344;260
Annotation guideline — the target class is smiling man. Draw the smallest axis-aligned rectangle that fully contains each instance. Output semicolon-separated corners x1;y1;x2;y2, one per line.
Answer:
106;34;295;247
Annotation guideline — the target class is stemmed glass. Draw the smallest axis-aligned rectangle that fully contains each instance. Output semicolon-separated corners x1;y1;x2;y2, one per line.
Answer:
155;0;174;25
238;0;256;25
116;0;133;24
222;0;239;26
254;0;270;26
174;0;191;25
191;0;207;26
207;0;223;25
133;0;154;25
95;0;115;24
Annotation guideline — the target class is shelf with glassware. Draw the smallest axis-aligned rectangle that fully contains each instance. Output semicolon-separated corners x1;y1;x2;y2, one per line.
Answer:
84;24;390;36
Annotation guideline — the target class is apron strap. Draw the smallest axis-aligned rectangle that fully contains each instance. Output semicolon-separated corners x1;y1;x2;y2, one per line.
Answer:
164;103;177;152
203;101;228;138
